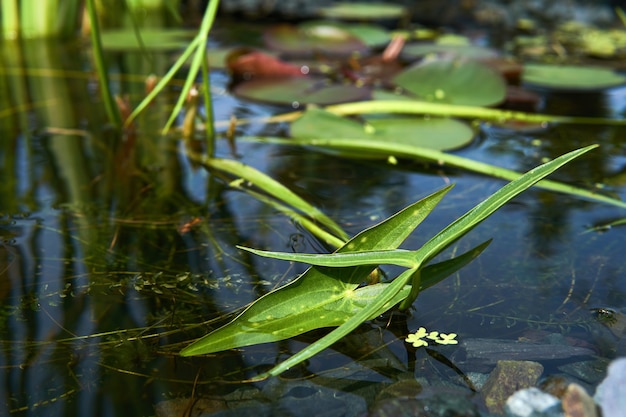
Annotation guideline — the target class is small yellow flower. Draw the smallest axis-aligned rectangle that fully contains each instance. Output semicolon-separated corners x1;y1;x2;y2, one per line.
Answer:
436;333;458;345
405;327;459;348
426;331;440;340
405;333;428;347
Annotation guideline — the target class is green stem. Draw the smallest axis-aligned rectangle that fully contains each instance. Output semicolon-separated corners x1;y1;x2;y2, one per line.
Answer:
85;0;122;128
1;0;20;39
162;0;220;134
201;51;215;156
326;100;626;126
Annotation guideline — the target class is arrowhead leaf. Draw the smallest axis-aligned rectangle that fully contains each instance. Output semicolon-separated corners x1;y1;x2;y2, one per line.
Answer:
180;186;451;356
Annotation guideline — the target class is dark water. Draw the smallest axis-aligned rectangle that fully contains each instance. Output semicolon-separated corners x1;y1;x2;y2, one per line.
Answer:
2;23;626;417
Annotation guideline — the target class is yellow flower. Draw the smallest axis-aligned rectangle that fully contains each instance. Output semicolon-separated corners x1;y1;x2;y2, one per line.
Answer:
436;333;458;345
405;327;429;347
426;331;440;340
405;327;459;348
405;333;428;347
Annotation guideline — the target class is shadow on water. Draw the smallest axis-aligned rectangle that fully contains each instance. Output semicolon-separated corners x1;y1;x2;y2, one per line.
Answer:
1;25;626;417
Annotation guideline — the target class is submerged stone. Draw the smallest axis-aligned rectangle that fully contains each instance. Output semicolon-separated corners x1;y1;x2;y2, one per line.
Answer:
504;387;561;417
453;338;595;372
368;387;480;417
594;357;626;417
561;383;598;417
480;360;544;414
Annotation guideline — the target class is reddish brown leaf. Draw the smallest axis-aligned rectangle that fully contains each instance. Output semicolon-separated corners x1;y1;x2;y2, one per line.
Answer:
226;48;307;80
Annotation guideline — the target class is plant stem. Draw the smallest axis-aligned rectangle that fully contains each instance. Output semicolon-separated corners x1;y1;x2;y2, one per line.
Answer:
201;51;215;156
162;0;220;134
85;0;122;128
1;0;20;39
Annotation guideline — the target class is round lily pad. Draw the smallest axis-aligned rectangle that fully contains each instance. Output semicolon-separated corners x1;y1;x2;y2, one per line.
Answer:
263;23;367;56
233;78;370;107
401;43;499;61
393;59;506;107
522;64;626;90
290;108;475;156
317;2;407;21
301;20;391;48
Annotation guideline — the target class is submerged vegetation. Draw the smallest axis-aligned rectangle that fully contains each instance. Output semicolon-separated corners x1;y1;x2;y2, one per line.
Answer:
2;0;626;415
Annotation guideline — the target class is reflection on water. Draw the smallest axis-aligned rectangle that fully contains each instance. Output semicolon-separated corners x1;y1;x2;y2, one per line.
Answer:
1;32;626;417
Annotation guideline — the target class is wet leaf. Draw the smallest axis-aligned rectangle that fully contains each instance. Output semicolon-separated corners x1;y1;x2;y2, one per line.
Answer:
301;20;391;48
258;145;597;378
522;64;626;90
263;24;368;56
401;43;498;61
233;78;370;106
317;2;407;21
393;59;507;107
180;187;451;355
226;48;306;79
290;108;474;154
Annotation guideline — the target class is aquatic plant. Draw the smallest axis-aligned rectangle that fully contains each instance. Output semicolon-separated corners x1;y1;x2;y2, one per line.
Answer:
181;145;597;379
405;327;458;347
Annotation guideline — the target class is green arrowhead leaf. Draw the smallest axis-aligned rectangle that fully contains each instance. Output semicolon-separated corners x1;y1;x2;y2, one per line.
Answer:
180;186;451;356
236;247;419;268
261;145;597;378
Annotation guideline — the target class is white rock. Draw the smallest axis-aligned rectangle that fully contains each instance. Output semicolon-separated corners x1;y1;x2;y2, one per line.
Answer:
594;357;626;417
505;388;563;417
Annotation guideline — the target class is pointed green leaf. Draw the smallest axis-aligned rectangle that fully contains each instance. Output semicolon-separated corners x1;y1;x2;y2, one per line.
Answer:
180;186;452;356
202;157;349;241
261;145;597;378
236;247;418;268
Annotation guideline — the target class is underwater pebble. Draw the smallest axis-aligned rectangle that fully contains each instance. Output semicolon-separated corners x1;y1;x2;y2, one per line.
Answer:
561;383;598;417
368;387;480;417
261;378;367;417
481;360;544;414
594;357;626;417
504;387;561;417
455;338;595;372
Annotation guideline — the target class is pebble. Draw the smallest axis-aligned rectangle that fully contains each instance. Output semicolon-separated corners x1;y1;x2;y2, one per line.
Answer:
561;383;598;417
594;357;626;417
480;360;544;414
504;388;561;417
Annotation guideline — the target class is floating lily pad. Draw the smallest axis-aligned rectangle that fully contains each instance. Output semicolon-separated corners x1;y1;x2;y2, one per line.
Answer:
317;2;407;21
234;78;370;106
301;20;391;48
522;64;626;90
263;23;368;56
100;29;195;51
371;90;417;101
393;59;506;107
290;108;475;156
401;43;499;61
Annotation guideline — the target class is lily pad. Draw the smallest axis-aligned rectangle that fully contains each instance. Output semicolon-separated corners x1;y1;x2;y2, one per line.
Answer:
401;43;499;61
100;29;195;51
234;78;370;106
263;23;368;56
301;20;391;48
393;59;506;107
522;64;626;90
290;108;475;156
317;2;407;21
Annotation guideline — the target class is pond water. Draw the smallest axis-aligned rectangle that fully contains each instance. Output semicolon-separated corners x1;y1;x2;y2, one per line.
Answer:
2;18;626;417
